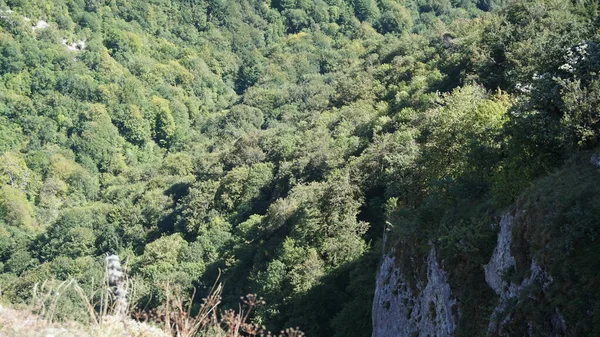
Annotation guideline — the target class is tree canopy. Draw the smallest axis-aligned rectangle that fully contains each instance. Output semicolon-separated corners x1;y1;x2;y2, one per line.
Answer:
0;0;599;335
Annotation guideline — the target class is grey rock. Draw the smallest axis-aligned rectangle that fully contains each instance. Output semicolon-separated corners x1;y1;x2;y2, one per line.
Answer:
372;248;456;337
485;212;563;336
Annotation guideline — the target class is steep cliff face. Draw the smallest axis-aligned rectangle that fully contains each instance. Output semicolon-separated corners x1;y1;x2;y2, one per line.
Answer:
372;155;600;336
483;213;565;336
373;212;566;337
372;214;563;337
483;213;516;297
372;248;456;337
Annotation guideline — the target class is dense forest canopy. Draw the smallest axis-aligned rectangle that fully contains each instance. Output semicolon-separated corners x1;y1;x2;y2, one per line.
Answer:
0;0;599;335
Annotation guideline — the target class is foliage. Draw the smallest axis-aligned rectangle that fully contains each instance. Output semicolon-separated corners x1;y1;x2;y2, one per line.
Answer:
0;0;598;335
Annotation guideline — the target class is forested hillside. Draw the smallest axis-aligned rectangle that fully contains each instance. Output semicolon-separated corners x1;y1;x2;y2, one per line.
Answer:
0;0;599;336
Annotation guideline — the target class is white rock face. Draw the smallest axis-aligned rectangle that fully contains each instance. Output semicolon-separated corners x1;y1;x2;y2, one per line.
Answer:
484;212;564;336
372;253;409;337
62;38;86;51
0;9;13;20
484;213;516;296
33;20;49;30
372;248;456;337
420;248;457;337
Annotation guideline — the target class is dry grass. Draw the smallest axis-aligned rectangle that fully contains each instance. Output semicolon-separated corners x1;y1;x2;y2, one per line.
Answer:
0;274;303;337
137;281;304;337
0;304;169;337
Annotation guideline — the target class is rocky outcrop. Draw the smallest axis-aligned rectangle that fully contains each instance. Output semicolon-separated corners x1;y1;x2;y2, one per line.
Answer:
373;211;568;337
32;19;49;30
0;9;85;52
484;212;566;336
61;38;86;52
372;248;456;337
484;213;516;296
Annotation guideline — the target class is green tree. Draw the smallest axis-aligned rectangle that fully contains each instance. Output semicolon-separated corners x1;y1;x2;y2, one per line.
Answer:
116;104;152;145
353;0;380;22
0;186;35;228
152;96;176;148
72;104;125;172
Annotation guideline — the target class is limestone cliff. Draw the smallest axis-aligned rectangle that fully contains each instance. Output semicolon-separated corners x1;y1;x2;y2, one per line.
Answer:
372;248;456;337
484;213;566;336
372;213;565;337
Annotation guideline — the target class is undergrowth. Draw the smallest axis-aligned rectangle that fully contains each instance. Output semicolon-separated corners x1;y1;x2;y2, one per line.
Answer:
1;257;304;337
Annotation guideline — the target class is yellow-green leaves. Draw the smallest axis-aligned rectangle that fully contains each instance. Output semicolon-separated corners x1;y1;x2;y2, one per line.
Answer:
0;185;35;228
422;85;510;187
152;96;176;148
